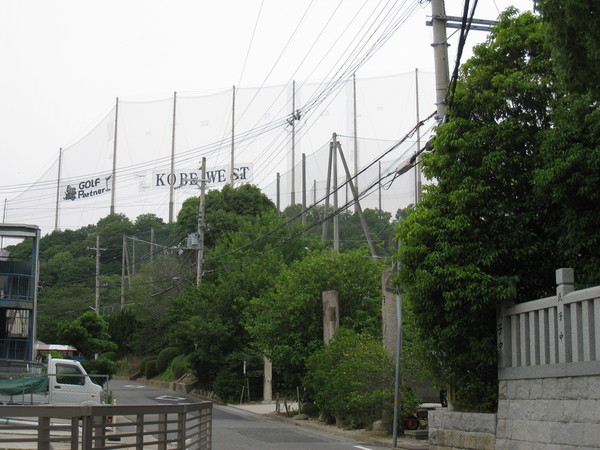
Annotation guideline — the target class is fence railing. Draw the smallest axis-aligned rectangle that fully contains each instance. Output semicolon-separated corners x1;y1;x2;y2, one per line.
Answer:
0;401;212;449
498;268;600;380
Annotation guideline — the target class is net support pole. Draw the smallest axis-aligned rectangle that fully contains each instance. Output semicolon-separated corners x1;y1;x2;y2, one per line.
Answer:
169;92;177;223
54;148;63;231
336;142;377;258
230;86;235;187
110;97;119;215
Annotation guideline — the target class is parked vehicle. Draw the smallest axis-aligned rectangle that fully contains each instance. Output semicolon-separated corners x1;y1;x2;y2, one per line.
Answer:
0;356;108;405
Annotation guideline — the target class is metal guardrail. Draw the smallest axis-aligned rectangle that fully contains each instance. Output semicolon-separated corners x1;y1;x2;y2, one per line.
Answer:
0;401;212;449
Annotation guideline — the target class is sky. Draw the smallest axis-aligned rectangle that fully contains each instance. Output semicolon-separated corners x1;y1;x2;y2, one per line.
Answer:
0;0;534;201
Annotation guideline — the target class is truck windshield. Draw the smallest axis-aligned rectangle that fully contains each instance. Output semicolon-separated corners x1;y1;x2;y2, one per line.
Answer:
56;364;84;385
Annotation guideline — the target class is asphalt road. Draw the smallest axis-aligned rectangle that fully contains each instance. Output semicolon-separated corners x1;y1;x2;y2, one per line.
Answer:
109;379;390;449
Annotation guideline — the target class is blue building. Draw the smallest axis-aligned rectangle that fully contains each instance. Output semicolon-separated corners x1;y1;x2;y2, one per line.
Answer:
0;224;40;362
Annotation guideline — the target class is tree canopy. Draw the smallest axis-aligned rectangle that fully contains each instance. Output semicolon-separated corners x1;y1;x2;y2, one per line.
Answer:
536;0;600;99
396;9;600;411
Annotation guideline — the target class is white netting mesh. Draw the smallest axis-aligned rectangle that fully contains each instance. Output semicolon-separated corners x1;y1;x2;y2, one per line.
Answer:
5;72;436;236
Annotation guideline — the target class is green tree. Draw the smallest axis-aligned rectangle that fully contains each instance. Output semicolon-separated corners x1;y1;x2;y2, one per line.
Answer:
536;0;600;98
245;248;383;391
304;329;394;428
96;213;135;275
177;184;276;246
534;93;600;286
57;311;117;358
396;11;557;411
105;307;141;357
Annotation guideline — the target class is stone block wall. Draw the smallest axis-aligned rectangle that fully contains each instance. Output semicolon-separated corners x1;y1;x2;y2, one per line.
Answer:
428;410;496;450
496;376;600;449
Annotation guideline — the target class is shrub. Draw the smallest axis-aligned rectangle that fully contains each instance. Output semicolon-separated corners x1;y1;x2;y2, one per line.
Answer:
304;329;394;428
156;347;179;373
145;360;158;379
102;352;118;361
170;355;191;379
139;355;155;376
82;358;119;379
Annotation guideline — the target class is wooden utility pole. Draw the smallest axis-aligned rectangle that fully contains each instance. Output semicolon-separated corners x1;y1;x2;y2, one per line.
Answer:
197;157;207;285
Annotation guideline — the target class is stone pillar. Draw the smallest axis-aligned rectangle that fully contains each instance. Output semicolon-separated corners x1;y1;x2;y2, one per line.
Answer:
322;290;339;345
381;270;397;356
263;356;272;402
556;268;574;364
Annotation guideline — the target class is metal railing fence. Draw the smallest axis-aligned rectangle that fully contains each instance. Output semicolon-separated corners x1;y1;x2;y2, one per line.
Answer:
0;401;212;449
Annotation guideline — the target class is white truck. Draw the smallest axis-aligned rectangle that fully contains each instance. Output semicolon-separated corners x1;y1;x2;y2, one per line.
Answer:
0;356;108;406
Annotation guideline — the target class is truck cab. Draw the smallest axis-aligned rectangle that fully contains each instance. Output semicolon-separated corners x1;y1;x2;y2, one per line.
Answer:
48;356;106;406
0;356;107;405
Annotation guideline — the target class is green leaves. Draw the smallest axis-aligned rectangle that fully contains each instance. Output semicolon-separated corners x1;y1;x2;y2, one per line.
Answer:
396;11;561;411
245;248;383;390
304;329;394;427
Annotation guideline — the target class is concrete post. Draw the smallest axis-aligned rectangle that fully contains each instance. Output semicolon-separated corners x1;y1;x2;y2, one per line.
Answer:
322;290;339;345
556;268;575;364
381;270;397;356
263;357;272;402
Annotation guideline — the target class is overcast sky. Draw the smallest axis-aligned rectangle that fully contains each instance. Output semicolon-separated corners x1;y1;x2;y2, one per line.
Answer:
0;0;533;199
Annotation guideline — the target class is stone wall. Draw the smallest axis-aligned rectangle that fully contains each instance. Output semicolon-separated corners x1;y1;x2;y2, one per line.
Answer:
496;376;600;449
428;410;496;450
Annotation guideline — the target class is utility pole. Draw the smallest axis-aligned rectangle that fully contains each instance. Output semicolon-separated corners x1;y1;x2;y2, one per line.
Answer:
291;81;296;205
332;134;339;251
150;227;155;264
302;153;306;226
392;3;451;446
89;235;106;315
197;157;207;285
431;0;450;123
121;235;126;307
353;74;359;213
322;142;333;242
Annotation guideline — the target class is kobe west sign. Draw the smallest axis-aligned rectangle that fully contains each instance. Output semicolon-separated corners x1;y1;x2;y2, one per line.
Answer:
152;164;251;189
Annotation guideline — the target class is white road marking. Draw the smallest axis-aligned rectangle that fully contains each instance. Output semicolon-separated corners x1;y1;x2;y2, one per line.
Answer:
123;384;144;388
155;395;187;402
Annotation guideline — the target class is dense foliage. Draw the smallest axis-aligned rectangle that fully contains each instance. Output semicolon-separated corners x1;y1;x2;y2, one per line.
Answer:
397;10;600;411
245;248;384;391
536;0;600;99
304;329;394;428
